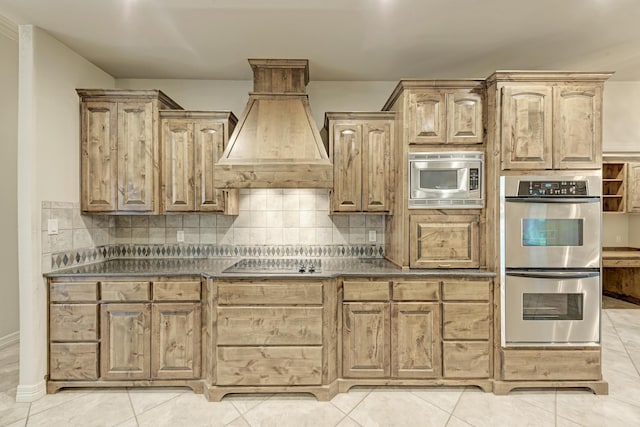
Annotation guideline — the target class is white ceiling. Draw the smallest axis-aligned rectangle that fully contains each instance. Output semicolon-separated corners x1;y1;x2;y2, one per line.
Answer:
1;0;639;81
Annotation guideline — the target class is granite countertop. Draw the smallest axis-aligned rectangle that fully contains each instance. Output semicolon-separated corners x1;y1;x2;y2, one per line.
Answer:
44;258;496;279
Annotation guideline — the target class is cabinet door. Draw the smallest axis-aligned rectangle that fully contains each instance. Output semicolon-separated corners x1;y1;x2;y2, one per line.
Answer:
117;101;156;212
152;303;201;379
553;85;601;169
501;86;553;170
362;121;391;212
391;303;441;378
447;90;483;144
80;101;118;212
195;121;225;212
332;124;362;212
101;303;151;379
162;119;194;212
342;303;390;378
410;214;480;268
408;91;446;144
628;163;640;213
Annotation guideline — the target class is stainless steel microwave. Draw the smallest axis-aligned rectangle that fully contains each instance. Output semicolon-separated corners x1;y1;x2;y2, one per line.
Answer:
408;151;484;209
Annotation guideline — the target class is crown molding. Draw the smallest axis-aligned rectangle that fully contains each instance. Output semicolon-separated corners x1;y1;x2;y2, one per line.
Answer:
0;14;18;41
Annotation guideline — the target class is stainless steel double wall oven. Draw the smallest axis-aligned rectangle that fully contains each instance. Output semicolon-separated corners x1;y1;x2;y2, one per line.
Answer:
500;175;602;346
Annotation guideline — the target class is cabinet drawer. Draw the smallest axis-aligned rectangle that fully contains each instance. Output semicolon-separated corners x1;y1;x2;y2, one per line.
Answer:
501;349;601;381
217;307;322;345
218;281;322;305
443;341;490;378
101;281;150;301
50;282;98;302
153;281;200;301
49;342;99;380
442;280;490;301
50;304;98;341
442;303;490;340
343;280;390;301
392;280;439;301
217;346;322;386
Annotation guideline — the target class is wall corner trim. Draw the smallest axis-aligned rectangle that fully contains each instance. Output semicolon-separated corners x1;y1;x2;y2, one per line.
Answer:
15;380;46;403
0;14;18;41
0;331;19;350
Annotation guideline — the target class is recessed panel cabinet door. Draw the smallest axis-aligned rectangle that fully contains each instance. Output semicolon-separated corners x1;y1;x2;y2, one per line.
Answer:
117;102;155;211
332;124;362;212
553;85;601;169
195;121;225;212
501;86;553;170
163;119;194;212
362;122;391;212
628;163;640;213
391;302;441;378
447;91;483;144
408;91;446;144
81;102;118;212
100;303;151;380
342;303;390;378
151;303;201;379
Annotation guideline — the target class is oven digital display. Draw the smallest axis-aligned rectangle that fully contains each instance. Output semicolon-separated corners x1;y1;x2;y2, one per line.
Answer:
522;219;584;246
419;170;457;190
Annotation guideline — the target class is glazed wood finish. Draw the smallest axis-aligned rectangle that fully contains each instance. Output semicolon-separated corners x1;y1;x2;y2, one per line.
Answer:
501;86;553;169
603;267;640;304
49;282;98;302
343;280;390;301
443;303;491;340
392;281;440;301
217;281;323;305
101;281;150;301
602;162;626;212
49;304;98;341
80;102;118;212
443;342;490;378
77;89;182;213
153;280;201;301
628;163;640;212
391;302;440;378
151;303;201;379
100;303;151;380
442;280;491;301
501;349;601;381
408;89;482;144
49;343;99;380
342;303;391;378
325;113;394;213
409;214;480;268
161;111;237;213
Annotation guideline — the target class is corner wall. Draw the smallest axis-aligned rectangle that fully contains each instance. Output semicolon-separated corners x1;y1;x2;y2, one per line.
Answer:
17;25;114;402
0;19;18;345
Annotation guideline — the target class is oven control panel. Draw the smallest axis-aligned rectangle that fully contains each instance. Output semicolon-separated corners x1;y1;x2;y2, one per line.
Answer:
517;180;588;196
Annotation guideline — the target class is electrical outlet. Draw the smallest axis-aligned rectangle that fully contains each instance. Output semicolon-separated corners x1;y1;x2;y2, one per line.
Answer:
177;230;185;242
47;219;59;235
368;230;377;242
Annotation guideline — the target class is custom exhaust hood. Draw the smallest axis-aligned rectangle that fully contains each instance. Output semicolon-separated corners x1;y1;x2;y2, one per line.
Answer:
212;59;333;188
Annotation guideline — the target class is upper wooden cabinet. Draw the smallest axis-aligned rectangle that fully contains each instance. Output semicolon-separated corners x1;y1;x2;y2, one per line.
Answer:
78;90;182;214
324;112;395;213
408;89;483;144
627;162;640;213
488;72;612;170
160;111;238;214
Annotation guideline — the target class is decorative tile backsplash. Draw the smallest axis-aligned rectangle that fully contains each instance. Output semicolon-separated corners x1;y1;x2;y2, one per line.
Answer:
42;190;387;272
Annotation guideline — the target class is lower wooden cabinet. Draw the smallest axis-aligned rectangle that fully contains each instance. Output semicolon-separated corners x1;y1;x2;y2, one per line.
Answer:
391;302;440;378
342;303;390;378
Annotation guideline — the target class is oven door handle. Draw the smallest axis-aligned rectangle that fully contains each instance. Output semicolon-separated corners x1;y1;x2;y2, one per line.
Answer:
505;197;601;204
506;270;600;279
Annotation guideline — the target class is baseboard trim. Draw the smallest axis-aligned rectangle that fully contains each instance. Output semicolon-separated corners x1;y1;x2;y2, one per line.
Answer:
16;380;46;402
0;331;19;349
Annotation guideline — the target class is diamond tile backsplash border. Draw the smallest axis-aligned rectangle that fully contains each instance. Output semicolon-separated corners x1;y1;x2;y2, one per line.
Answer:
43;190;387;272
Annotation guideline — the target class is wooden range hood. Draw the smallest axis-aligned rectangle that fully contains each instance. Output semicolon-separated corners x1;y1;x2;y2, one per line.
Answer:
213;59;333;188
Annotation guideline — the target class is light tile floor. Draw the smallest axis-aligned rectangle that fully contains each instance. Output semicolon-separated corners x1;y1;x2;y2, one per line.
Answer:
1;297;639;427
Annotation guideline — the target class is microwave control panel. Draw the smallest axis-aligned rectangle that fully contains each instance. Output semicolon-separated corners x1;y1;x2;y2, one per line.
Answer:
470;168;480;191
517;180;588;197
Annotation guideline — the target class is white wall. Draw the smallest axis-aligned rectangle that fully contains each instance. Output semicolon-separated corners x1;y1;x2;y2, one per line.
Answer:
17;25;114;402
602;214;629;247
0;23;18;344
603;81;640;152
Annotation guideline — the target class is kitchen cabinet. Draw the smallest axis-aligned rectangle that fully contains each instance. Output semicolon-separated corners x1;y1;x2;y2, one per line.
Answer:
627;163;640;213
77;89;182;214
48;277;202;387
324;112;394;213
497;81;604;170
342;302;391;378
408;89;483;144
160;111;238;214
409;214;480;268
602;162;626;213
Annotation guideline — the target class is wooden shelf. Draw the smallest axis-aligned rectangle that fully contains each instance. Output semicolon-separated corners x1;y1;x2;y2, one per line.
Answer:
603;162;626;213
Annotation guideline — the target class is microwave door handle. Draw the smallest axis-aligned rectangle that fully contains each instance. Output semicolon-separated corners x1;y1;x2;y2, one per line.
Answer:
505;197;601;204
506;270;600;279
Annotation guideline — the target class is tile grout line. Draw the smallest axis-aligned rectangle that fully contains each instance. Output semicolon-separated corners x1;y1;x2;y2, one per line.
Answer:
605;310;640;378
332;387;374;426
125;388;140;427
449;387;479;427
